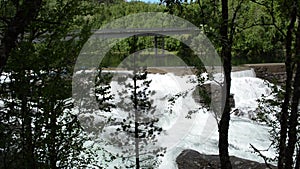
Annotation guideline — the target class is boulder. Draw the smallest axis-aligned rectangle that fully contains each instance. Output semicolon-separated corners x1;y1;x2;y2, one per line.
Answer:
176;149;277;169
192;83;235;116
176;149;218;169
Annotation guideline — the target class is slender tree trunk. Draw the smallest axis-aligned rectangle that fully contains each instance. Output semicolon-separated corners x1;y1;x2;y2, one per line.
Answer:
134;74;140;169
219;0;232;168
277;2;297;168
295;148;300;169
131;36;140;169
20;71;35;169
285;62;300;169
49;102;58;169
285;21;300;169
23;101;35;169
0;0;42;74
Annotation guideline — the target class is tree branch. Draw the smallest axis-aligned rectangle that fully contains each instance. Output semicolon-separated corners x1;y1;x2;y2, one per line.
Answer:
229;0;245;44
33;19;63;25
0;16;11;24
250;144;273;169
250;0;286;37
236;23;275;33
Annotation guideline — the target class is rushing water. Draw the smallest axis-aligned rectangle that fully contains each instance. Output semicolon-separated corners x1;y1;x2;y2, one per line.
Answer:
0;69;276;168
93;69;276;168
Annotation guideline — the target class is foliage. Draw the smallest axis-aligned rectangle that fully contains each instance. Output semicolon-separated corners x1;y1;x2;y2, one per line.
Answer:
111;68;165;168
1;0;300;168
94;36;167;167
256;83;284;161
0;0;104;168
256;80;300;164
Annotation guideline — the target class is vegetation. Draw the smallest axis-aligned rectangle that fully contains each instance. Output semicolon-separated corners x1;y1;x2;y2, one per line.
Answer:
0;0;299;169
0;0;98;168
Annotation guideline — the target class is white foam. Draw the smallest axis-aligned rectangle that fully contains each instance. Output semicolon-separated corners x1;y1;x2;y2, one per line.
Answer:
87;70;276;168
231;68;256;78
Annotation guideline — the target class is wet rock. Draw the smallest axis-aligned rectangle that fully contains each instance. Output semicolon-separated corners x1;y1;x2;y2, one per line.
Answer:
176;149;277;169
176;149;218;169
231;108;258;120
192;83;235;116
229;94;235;108
232;108;244;116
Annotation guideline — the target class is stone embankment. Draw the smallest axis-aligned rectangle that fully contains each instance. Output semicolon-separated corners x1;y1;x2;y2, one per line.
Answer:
243;63;286;85
104;63;287;84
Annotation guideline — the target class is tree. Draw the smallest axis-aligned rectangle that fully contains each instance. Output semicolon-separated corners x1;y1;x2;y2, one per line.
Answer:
0;0;43;74
111;67;165;168
276;1;297;168
285;14;300;169
218;0;233;167
0;43;96;169
0;0;102;168
100;36;166;168
254;0;300;168
160;1;249;168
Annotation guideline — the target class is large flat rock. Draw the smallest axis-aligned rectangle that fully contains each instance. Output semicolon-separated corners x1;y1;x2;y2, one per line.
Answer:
176;149;277;169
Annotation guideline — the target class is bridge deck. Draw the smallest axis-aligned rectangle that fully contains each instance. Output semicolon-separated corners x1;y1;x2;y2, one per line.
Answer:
92;28;199;38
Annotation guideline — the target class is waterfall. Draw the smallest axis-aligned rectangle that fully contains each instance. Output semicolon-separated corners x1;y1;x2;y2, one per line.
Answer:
70;70;275;168
231;68;256;78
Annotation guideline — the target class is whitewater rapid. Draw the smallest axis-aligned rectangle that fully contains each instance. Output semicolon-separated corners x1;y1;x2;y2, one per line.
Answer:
0;68;276;168
99;69;276;169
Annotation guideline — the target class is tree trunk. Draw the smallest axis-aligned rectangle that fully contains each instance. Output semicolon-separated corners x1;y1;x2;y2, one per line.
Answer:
285;21;300;169
0;0;42;74
295;148;300;169
285;63;300;168
23;101;35;169
20;71;35;169
131;36;140;169
49;102;58;169
277;2;297;168
218;0;232;168
134;74;140;169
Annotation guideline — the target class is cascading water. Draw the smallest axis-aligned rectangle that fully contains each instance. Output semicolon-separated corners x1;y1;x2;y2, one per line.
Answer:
231;68;256;78
0;68;276;168
156;70;276;169
91;69;276;169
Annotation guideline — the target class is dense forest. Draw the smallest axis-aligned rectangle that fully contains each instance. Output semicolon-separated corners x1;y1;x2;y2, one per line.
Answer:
0;0;299;169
